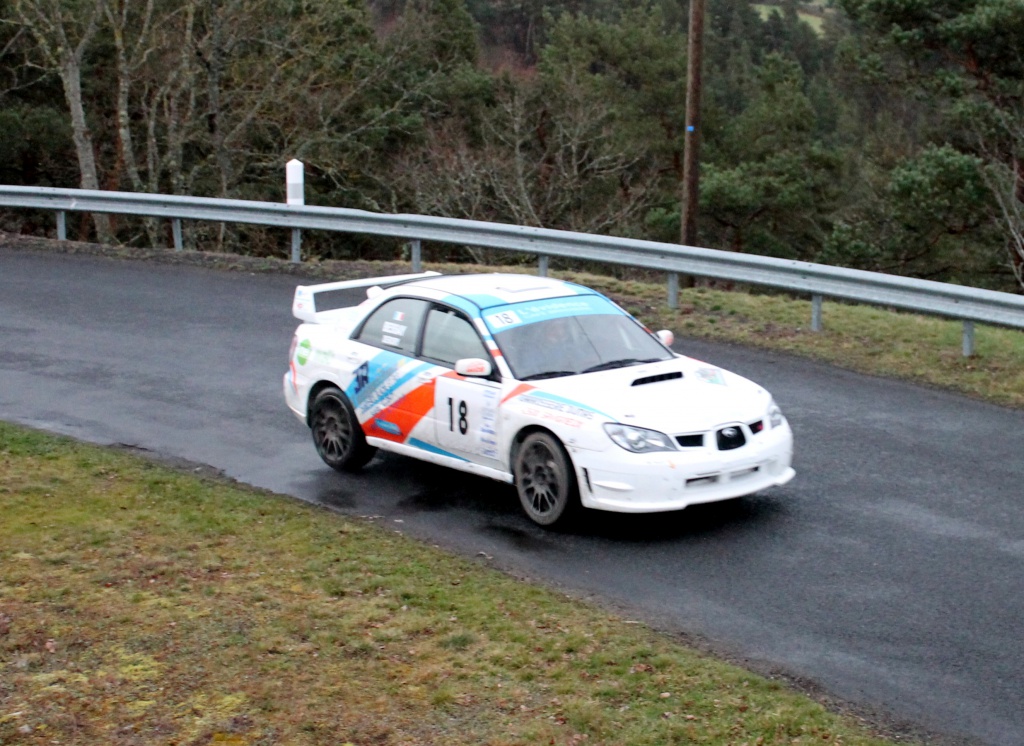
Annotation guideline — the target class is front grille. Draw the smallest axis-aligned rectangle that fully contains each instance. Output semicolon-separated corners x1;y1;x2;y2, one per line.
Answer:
675;433;704;448
730;465;760;479
716;426;746;451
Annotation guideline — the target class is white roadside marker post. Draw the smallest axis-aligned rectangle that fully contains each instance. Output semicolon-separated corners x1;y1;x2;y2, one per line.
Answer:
287;159;304;263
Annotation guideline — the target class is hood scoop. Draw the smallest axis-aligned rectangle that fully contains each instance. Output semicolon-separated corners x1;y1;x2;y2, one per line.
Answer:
631;371;683;387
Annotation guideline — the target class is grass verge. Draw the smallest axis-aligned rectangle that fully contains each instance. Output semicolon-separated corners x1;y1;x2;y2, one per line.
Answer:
0;422;897;746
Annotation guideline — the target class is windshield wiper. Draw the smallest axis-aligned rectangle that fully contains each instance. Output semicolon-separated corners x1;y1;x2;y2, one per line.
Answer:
580;358;660;374
520;370;576;381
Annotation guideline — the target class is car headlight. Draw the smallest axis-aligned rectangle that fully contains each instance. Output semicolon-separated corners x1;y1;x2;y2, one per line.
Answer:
767;399;785;429
604;424;677;453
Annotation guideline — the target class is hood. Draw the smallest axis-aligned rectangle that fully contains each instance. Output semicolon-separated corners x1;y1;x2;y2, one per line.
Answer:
529;356;772;432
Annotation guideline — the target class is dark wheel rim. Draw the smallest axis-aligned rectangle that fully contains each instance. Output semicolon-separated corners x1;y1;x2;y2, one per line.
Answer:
519;440;565;518
313;397;353;463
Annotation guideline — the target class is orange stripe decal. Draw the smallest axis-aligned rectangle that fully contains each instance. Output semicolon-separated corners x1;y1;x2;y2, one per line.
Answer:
500;382;535;406
363;379;439;442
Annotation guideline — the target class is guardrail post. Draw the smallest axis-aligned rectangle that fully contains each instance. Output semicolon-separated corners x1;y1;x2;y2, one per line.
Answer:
538;255;549;277
171;219;183;251
962;320;975;357
409;240;422;272
811;294;823;332
286;158;304;263
56;210;66;241
668;272;679;309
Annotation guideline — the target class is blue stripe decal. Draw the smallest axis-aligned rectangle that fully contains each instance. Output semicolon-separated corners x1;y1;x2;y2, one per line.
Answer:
407;438;468;461
483;295;618;332
456;293;510;310
517;390;614;421
439;294;488;315
346;349;398;400
353;353;435;414
458;283;591;311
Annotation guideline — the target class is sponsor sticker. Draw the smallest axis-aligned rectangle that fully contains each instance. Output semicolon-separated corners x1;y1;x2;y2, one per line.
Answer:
296;339;312;365
697;367;726;385
356;358;431;416
484;295;615;332
374;419;402;436
485;310;522;329
519;394;596;421
353;361;370;394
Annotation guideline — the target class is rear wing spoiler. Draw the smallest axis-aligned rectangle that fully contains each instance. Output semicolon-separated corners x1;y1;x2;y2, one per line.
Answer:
292;271;440;323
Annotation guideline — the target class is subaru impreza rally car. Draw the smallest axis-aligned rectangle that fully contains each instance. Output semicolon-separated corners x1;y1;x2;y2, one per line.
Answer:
284;272;794;527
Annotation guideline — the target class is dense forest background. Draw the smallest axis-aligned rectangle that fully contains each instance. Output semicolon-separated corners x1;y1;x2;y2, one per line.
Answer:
1;0;1022;291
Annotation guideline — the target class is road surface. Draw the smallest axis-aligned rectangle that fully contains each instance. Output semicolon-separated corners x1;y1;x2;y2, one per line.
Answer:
2;246;1022;745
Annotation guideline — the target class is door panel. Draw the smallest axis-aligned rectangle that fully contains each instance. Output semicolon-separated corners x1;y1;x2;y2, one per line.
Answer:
434;375;502;466
347;297;436;444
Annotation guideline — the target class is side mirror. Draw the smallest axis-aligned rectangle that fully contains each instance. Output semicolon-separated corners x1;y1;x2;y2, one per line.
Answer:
454;358;493;377
656;329;675;347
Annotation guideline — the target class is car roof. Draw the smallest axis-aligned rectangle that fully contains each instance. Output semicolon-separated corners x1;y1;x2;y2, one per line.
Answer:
403;273;597;311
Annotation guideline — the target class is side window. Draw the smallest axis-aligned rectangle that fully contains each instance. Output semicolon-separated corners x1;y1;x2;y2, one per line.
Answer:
421;307;489;366
354;297;428;355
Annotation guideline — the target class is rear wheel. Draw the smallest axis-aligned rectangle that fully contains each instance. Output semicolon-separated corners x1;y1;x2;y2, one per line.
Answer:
310;387;376;472
513;432;579;527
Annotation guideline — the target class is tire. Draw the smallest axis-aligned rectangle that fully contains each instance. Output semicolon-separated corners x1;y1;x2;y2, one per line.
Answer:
310;387;376;472
513;432;580;527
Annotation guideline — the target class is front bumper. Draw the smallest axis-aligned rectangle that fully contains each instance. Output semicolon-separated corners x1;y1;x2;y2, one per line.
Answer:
571;422;795;513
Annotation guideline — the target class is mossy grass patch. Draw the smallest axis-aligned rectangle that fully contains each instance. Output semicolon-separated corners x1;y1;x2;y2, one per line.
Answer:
0;422;898;745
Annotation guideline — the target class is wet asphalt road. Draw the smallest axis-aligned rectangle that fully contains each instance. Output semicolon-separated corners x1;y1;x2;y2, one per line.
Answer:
2;248;1023;745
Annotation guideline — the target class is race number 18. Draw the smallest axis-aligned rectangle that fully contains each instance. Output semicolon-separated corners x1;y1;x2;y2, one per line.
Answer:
448;398;468;435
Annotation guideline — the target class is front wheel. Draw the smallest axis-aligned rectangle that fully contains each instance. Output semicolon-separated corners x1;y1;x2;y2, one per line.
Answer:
310;387;376;472
513;432;580;527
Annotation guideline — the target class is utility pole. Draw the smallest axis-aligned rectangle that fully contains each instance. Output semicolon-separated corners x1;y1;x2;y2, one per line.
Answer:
680;0;705;249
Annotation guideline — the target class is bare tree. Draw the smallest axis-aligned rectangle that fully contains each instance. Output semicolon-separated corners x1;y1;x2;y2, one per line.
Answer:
249;2;453;206
105;0;160;244
393;70;657;262
101;0;210;248
986;159;1024;290
100;0;344;249
13;0;113;242
0;23;41;98
480;73;655;234
977;105;1024;291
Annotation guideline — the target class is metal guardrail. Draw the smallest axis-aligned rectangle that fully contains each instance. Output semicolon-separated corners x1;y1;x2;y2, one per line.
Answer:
3;184;1023;356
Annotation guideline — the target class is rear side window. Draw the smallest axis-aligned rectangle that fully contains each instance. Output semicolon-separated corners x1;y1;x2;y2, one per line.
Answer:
354;297;428;355
421;307;488;366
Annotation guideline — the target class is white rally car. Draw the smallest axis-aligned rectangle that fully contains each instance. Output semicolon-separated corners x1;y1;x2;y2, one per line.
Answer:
284;272;794;527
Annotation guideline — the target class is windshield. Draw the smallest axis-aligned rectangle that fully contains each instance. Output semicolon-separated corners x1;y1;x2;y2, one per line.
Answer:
483;295;673;380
